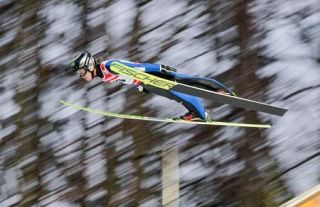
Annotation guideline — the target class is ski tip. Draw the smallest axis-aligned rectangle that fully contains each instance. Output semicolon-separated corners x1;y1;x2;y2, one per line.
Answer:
60;99;70;106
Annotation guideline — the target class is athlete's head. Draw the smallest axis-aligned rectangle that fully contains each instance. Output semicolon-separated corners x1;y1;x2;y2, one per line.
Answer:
70;52;96;81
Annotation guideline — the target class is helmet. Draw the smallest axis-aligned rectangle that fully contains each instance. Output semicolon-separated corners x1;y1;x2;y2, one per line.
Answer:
70;52;95;72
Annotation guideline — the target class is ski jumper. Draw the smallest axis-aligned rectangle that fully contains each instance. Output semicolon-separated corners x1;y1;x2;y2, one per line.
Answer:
98;59;232;119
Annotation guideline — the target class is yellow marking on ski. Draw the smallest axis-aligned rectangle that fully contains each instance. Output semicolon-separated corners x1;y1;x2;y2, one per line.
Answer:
110;62;177;90
60;100;271;128
110;62;288;116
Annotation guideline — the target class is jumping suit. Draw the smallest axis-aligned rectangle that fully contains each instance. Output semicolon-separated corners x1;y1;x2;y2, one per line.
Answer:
97;59;233;119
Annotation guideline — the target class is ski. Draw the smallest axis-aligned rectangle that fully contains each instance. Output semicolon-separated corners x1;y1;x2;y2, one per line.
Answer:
110;62;288;116
60;100;271;128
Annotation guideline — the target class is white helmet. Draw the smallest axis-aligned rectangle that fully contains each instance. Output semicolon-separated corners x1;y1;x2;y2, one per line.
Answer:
70;52;95;72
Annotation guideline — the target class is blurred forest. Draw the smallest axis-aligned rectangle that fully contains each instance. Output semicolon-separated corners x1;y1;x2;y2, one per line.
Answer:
0;0;319;207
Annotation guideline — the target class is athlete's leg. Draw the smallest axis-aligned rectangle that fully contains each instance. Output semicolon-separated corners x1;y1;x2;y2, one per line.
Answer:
167;73;235;95
142;85;206;120
169;91;206;120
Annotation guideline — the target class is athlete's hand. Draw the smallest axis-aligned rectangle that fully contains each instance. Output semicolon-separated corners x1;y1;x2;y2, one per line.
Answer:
137;85;144;93
136;85;149;93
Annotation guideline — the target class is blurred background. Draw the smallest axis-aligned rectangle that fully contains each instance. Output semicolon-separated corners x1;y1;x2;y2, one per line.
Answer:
0;0;319;206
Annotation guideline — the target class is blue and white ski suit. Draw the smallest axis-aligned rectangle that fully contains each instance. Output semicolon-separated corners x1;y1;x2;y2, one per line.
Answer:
98;59;232;119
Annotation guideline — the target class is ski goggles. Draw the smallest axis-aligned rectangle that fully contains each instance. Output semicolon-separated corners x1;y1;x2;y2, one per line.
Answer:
76;68;88;78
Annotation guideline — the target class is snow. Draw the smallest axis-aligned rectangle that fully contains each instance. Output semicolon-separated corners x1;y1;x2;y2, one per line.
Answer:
88;36;108;54
252;0;320;194
180;162;212;181
216;120;245;141
262;22;313;59
39;1;81;65
0;167;20;201
114;135;133;152
42;168;67;192
86;189;107;202
40;2;81;38
286;159;320;193
139;197;160;207
0;194;22;207
115;161;137;188
18;154;39;168
0;28;17;47
140;176;159;189
218;161;246;177
40;131;63;148
143;161;160;174
84;156;106;188
0;73;21;119
107;0;136;44
87;7;108;28
40;43;71;65
142;1;187;26
60;120;85;142
0;125;16;141
41;200;80;207
258;60;320;96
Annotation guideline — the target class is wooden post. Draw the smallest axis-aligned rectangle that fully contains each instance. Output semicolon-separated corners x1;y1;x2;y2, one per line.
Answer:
280;184;320;207
162;145;180;207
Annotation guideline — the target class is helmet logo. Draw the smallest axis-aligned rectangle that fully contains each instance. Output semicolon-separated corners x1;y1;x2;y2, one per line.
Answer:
71;52;95;72
71;62;76;69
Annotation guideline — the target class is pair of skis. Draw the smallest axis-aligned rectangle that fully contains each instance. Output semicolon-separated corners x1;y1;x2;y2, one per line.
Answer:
61;62;288;128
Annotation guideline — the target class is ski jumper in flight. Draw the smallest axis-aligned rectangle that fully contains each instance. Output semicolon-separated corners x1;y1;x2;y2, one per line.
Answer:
70;52;236;121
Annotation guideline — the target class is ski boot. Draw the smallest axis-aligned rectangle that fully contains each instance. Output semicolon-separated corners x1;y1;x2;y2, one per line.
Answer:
173;111;211;122
217;89;237;96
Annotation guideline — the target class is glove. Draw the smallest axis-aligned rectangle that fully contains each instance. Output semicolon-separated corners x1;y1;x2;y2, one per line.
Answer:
136;85;149;93
137;85;144;93
160;65;177;74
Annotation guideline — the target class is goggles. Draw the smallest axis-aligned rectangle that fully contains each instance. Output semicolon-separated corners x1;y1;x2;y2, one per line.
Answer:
76;68;88;78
